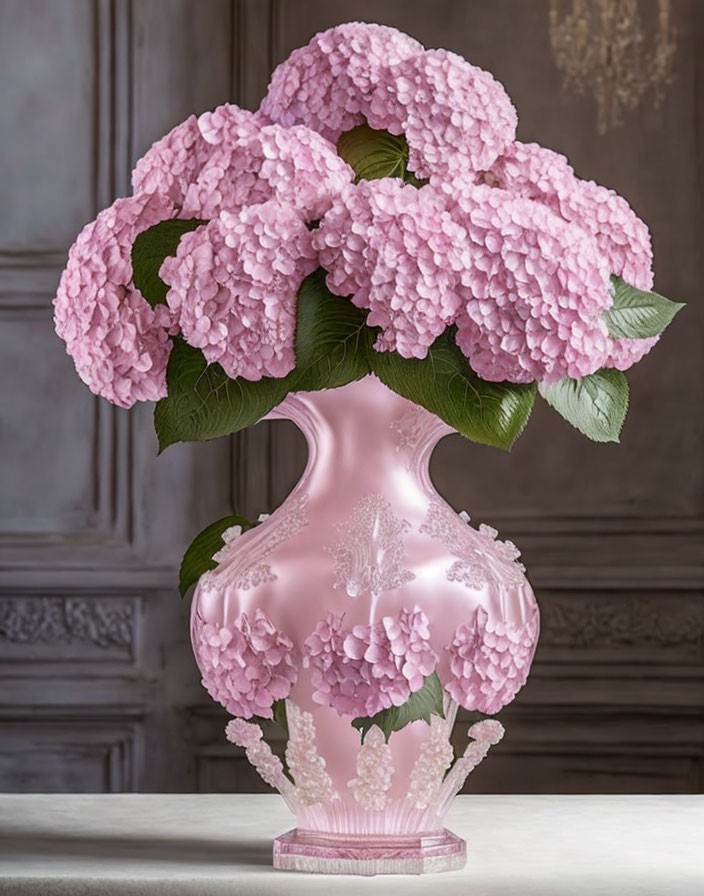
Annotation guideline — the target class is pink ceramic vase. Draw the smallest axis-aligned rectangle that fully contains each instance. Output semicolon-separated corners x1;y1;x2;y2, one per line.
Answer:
191;374;539;874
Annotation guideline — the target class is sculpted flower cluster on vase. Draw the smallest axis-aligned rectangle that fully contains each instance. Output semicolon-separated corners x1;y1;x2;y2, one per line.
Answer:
406;713;456;810
303;608;437;718
193;610;299;719
194;600;538;728
444;606;540;715
435;720;506;817
285;702;338;807
225;717;297;805
421;497;527;589
210;512;270;564
193;496;538;723
347;725;394;810
225;699;505;817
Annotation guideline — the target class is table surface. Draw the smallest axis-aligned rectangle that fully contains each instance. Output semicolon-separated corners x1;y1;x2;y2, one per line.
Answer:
0;793;702;895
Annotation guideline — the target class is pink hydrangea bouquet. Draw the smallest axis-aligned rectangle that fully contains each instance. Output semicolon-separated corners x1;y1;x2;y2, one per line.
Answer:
51;25;687;872
55;21;682;450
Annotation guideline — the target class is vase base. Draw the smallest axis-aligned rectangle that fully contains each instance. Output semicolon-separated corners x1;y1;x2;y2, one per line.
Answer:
273;827;466;875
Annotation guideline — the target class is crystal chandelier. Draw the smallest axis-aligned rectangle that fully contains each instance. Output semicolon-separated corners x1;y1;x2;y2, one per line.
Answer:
548;0;677;134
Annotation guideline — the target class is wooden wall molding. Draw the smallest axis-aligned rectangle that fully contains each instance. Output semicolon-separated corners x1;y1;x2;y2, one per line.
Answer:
0;719;140;792
540;593;704;652
0;0;135;559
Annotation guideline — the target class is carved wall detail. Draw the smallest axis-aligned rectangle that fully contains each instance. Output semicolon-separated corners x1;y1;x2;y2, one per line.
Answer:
0;596;136;655
540;596;704;650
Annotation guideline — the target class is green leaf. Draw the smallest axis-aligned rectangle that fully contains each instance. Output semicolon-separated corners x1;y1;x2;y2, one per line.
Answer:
604;275;685;339
179;513;256;597
271;698;288;733
131;218;205;307
154;339;294;451
351;672;445;743
336;124;427;186
337;124;408;181
539;368;629;443
369;329;536;450
289;268;374;391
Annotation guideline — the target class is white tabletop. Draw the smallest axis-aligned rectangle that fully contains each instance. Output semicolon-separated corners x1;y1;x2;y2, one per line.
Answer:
0;793;702;895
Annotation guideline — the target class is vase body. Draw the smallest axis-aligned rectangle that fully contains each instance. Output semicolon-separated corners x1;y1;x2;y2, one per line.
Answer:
191;375;539;874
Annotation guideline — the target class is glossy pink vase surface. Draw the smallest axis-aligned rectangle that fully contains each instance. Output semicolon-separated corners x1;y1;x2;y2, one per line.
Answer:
191;374;539;874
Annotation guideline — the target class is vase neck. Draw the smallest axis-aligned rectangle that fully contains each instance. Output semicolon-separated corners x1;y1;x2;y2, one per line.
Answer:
267;375;452;504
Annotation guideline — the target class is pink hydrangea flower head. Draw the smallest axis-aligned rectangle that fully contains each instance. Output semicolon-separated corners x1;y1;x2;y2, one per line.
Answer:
313;179;468;358
255;125;354;219
193;609;298;719
565;178;653;291
161;200;317;380
182;123;354;221
449;184;612;383
303;608;438;718
53;192;179;408
563;179;656;371
370;49;517;179
489;142;654;290
260;22;425;143
131;115;211;204
132;105;262;206
442;606;539;714
488;141;657;372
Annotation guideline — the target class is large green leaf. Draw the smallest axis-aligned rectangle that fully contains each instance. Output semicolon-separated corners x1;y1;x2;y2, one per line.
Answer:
131;218;205;307
179;513;256;597
604;275;685;339
337;124;408;181
351;672;445;743
336;123;427;186
289;268;373;391
369;329;536;450
539;368;629;443
154;339;294;451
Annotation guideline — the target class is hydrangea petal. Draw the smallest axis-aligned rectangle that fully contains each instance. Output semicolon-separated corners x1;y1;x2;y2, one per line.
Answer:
132;106;261;205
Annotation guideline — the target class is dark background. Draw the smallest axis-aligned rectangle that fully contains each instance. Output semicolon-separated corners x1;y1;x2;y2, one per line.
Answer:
1;0;702;794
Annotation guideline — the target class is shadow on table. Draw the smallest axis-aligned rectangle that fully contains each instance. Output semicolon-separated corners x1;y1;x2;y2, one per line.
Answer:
0;829;273;867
